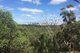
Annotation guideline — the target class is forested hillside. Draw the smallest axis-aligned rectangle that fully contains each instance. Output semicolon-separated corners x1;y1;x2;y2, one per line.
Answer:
0;4;80;53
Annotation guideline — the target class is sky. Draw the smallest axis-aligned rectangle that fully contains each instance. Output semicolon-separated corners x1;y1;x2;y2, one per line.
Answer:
0;0;80;25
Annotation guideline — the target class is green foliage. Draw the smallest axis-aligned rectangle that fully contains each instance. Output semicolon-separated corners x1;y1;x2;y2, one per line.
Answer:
0;4;80;53
0;9;18;53
60;4;76;24
55;22;80;52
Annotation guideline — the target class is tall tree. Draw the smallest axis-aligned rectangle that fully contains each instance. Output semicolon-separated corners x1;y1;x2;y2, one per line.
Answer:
60;8;69;24
60;4;76;24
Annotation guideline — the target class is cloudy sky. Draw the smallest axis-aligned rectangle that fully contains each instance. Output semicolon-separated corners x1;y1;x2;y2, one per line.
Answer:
0;0;80;25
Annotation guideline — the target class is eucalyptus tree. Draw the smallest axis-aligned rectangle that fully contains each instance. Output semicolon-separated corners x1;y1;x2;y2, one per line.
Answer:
60;4;76;24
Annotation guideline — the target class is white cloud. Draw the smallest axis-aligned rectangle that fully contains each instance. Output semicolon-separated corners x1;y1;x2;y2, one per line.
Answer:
50;0;67;4
21;0;32;2
78;5;80;9
77;14;80;17
20;14;36;20
66;5;80;11
66;7;76;11
33;0;41;5
18;7;43;14
21;14;32;17
21;0;41;5
0;5;14;11
5;7;14;11
0;5;4;8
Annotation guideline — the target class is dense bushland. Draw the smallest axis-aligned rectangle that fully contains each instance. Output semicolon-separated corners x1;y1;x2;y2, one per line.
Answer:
0;4;80;53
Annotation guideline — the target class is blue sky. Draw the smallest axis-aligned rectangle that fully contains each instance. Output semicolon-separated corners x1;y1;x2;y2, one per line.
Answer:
0;0;80;25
